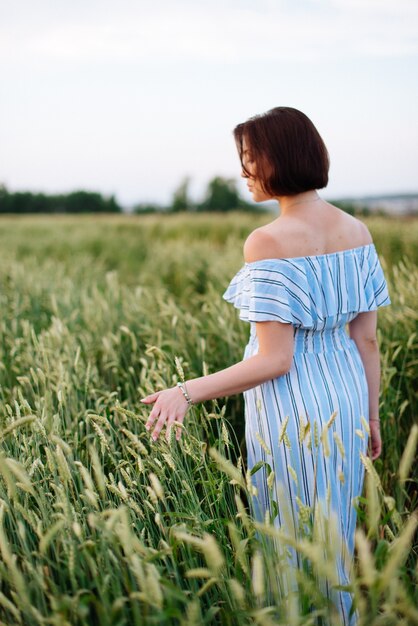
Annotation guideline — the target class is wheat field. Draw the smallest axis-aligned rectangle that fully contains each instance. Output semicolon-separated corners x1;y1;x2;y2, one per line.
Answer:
0;212;417;625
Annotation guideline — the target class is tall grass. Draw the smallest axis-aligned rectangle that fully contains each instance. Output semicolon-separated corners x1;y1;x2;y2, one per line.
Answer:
0;213;416;625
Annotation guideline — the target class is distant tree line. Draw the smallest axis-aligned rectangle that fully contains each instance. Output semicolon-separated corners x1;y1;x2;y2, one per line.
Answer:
0;177;262;214
134;178;380;216
134;176;261;214
0;181;382;216
0;186;121;214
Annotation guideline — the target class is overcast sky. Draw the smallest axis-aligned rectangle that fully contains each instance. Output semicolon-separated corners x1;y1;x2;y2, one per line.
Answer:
1;0;417;208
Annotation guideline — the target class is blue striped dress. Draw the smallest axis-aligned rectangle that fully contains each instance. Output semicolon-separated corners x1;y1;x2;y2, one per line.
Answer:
222;243;391;625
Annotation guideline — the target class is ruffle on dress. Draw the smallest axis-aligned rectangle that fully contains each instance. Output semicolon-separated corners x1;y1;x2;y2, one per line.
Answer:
222;243;391;327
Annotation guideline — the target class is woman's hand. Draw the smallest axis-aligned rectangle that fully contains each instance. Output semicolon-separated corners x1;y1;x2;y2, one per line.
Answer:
369;419;382;461
140;386;190;442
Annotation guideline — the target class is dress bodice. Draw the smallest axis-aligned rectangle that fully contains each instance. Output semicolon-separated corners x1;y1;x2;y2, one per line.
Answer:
223;243;391;356
223;243;391;328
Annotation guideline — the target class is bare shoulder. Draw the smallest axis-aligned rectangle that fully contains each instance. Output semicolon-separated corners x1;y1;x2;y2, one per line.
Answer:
355;217;373;245
347;213;373;246
243;210;373;264
333;206;374;246
243;227;285;263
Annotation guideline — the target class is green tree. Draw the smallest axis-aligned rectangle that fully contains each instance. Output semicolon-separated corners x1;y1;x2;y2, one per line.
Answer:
197;176;242;212
170;176;193;212
64;191;121;213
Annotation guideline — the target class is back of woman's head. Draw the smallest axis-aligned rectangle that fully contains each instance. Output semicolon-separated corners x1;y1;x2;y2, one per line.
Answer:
233;107;330;196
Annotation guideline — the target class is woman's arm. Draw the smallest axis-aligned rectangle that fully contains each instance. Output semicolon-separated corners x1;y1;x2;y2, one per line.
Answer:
348;310;381;421
142;320;294;441
348;310;382;460
185;335;292;403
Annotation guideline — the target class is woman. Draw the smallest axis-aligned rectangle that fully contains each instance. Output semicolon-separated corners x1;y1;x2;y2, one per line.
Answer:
141;107;391;624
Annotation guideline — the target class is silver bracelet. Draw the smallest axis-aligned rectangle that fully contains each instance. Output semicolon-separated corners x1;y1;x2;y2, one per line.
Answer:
177;381;194;406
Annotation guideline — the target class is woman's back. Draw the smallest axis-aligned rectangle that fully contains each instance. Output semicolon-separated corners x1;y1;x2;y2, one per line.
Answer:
245;201;372;262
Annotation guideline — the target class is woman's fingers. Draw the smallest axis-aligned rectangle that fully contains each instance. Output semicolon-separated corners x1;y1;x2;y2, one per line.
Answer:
147;416;185;443
142;387;188;442
151;412;169;441
370;435;382;461
175;418;184;441
369;422;382;461
140;391;162;404
176;416;184;441
165;416;176;443
145;405;160;432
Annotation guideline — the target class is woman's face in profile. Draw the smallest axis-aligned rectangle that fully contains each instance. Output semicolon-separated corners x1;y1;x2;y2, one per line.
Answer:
241;136;272;203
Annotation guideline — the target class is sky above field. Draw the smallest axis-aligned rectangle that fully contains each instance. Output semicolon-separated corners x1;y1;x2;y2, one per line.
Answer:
0;0;417;208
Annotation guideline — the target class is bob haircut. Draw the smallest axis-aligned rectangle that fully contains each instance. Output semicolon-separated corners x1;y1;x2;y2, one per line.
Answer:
233;107;330;196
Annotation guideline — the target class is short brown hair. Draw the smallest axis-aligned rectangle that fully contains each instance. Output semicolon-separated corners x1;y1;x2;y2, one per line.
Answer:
233;106;330;196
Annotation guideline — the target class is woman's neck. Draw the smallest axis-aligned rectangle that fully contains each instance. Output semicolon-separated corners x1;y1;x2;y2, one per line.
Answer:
276;190;321;216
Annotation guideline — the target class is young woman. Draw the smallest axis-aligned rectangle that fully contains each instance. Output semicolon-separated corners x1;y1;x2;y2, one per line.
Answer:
141;107;391;624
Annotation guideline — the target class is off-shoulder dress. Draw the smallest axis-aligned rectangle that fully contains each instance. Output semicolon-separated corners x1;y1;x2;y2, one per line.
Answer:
223;243;391;625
